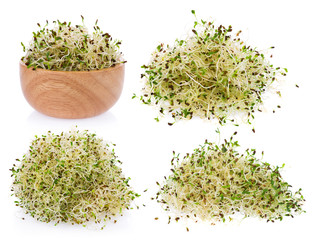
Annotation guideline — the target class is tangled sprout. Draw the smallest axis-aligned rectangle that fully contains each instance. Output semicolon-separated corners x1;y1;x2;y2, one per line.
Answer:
156;133;305;224
10;129;139;227
138;11;287;125
21;16;125;71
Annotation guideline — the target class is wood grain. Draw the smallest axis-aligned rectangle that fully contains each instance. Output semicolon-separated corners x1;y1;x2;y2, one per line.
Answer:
20;62;125;119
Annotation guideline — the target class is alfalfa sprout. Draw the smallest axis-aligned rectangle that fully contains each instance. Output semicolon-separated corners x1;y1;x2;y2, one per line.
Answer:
137;10;287;125
10;128;139;227
21;16;125;71
156;132;305;224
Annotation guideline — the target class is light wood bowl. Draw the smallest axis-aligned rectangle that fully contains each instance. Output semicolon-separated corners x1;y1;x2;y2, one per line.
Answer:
20;62;125;119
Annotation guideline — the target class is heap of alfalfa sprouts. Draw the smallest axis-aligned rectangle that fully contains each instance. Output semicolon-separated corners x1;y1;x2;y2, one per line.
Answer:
138;11;287;125
156;132;305;224
21;16;126;71
10;128;139;228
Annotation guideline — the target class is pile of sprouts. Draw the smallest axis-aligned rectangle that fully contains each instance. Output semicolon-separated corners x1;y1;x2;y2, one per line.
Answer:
10;128;139;227
138;11;287;125
21;16;125;71
156;132;305;224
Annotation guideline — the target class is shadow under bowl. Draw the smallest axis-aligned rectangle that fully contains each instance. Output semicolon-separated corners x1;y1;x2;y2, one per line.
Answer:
19;62;125;119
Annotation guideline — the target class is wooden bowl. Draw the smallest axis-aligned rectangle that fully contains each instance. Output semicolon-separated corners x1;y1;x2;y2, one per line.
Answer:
19;62;125;119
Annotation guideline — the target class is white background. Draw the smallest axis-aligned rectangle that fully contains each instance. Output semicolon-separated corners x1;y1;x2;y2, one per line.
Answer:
0;0;313;239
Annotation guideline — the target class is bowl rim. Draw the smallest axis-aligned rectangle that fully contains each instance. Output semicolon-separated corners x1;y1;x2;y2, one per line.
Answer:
19;61;125;73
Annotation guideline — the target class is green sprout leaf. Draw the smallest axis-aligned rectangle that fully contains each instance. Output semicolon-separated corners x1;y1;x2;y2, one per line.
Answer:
155;135;305;224
21;18;125;71
10;128;139;227
137;11;286;126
